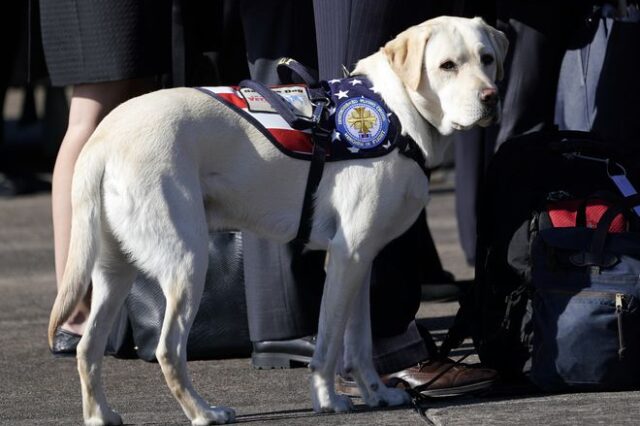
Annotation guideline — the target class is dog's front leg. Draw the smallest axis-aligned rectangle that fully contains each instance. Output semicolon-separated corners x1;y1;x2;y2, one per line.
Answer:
310;244;370;413
342;277;411;408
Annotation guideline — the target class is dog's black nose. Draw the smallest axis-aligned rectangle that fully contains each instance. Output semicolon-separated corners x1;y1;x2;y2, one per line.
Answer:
480;88;498;105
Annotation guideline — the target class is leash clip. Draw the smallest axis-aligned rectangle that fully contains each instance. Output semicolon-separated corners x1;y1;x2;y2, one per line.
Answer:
310;97;330;124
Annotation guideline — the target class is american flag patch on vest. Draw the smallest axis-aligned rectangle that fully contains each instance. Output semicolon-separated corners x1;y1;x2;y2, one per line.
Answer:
198;85;315;155
198;77;404;162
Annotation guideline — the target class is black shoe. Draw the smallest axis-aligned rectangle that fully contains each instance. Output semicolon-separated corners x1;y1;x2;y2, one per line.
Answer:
51;328;81;358
251;335;316;369
422;272;471;302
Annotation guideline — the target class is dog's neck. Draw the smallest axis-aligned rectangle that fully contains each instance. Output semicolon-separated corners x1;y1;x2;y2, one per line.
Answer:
353;51;445;168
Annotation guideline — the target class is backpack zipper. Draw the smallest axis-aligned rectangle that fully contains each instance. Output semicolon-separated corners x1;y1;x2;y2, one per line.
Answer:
538;289;629;360
616;293;626;360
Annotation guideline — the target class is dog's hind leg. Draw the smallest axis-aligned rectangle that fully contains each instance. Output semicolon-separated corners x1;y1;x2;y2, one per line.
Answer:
342;277;411;408
77;230;136;426
153;229;235;425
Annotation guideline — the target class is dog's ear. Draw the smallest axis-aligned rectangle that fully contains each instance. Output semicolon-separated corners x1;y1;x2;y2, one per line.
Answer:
383;24;432;91
476;18;509;81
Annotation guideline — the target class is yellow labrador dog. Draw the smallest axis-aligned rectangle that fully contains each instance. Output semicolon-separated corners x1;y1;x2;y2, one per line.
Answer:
49;16;507;426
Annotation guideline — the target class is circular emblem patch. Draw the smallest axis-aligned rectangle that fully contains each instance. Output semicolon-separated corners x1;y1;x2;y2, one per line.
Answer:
335;97;389;150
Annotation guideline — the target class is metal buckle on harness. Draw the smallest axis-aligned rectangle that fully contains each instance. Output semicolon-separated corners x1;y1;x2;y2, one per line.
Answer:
310;97;330;124
289;96;329;133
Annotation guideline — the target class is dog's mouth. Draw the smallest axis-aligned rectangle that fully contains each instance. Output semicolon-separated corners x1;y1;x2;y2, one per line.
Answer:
451;122;470;131
451;108;498;131
478;103;499;124
477;113;497;127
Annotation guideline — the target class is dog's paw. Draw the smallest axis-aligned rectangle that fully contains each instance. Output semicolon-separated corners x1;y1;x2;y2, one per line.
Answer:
311;371;354;413
313;393;354;413
364;386;410;408
191;406;236;425
84;409;123;426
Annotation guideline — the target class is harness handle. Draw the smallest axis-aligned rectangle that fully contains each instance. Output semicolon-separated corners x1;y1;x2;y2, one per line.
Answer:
275;58;331;124
276;57;319;86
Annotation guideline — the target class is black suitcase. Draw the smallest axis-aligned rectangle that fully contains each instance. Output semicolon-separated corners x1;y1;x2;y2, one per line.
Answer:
106;231;252;361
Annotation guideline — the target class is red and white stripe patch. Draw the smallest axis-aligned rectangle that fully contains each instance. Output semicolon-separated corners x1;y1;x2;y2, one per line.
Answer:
199;86;314;155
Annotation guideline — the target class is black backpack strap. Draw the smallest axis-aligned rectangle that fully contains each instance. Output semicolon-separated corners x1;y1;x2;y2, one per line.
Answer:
570;203;632;269
574;190;623;227
439;300;470;359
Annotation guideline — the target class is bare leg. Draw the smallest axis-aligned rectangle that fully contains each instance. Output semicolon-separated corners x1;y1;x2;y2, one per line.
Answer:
51;79;152;334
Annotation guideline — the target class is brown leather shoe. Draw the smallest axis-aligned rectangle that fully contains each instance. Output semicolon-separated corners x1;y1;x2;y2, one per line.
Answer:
336;359;497;398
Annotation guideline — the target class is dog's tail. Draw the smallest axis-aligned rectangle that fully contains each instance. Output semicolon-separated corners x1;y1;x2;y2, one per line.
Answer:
48;138;106;350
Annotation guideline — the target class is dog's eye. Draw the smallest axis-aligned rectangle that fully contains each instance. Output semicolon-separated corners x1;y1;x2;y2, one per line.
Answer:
440;61;457;71
481;54;494;65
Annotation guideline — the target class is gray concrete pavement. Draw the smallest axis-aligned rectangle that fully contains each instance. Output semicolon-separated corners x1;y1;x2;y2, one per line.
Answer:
1;176;639;425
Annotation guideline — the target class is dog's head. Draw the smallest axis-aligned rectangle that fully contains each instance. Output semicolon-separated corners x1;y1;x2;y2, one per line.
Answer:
384;16;508;135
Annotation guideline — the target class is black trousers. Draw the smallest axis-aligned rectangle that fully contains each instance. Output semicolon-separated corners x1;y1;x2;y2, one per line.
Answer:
242;0;448;342
454;1;590;263
494;2;585;147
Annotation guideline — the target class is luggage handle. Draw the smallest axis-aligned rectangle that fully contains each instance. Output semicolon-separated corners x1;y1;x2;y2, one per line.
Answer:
550;138;610;156
574;191;623;228
565;151;640;217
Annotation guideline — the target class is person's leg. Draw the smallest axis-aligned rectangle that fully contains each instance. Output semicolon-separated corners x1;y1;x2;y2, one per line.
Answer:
52;79;153;335
313;0;438;356
243;234;324;342
494;1;584;147
236;0;324;367
240;0;317;83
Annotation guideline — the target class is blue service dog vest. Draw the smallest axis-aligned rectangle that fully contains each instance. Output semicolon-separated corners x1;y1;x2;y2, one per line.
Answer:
197;77;410;162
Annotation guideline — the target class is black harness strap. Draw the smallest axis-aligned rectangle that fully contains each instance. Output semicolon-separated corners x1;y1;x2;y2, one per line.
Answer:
291;129;330;250
397;134;431;179
238;76;330;249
